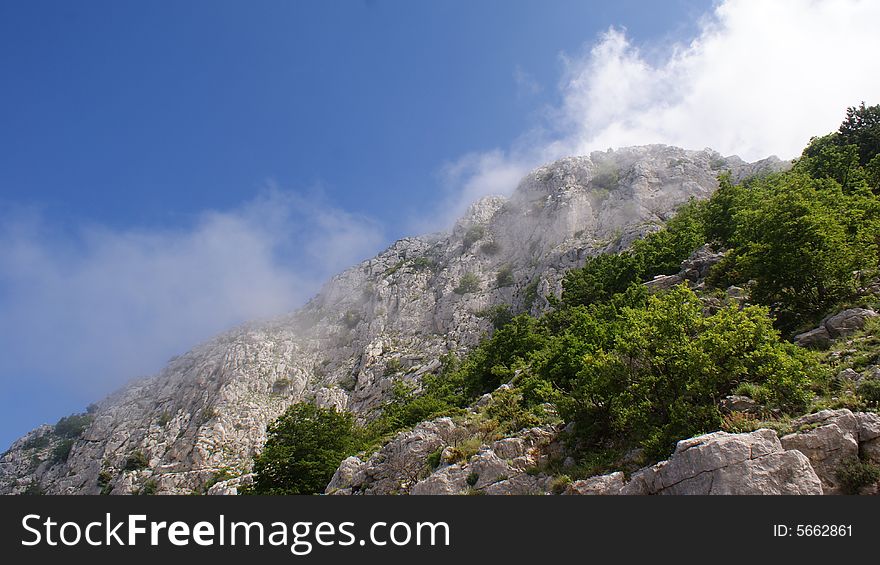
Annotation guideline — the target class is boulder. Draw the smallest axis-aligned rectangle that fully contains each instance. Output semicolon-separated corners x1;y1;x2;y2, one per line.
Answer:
563;472;625;495
325;456;363;493
720;395;761;414
644;274;683;292
780;409;859;494
679;244;725;281
621;429;823;495
823;308;878;338
794;327;831;349
410;466;469;495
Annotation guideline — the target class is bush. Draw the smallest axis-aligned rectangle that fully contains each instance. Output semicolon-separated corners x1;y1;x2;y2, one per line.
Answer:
54;413;93;439
465;472;479;487
136;479;158;496
383;358;403;376
341;310;361;329
51;439;75;463
857;379;880;406
559;286;815;459
426;447;443;471
836;458;880;495
123;450;149;471
479;304;513;330
480;241;501;256
463;225;486;250
246;403;361;495
495;265;515;288
454;272;481;295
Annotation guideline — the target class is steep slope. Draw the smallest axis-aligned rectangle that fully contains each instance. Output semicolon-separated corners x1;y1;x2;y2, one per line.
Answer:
0;145;785;495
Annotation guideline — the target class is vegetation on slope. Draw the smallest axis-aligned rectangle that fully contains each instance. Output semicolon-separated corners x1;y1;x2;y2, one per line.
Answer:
249;104;880;494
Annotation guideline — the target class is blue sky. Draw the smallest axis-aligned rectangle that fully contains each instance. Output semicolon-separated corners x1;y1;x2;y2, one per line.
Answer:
1;0;878;451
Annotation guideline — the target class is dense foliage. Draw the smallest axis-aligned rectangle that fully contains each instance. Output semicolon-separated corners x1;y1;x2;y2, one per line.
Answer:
245;403;361;495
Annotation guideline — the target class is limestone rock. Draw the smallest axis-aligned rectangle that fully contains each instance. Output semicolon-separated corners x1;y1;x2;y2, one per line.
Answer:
794;327;832;349
206;473;254;496
781;409;859;494
621;429;823;495
563;472;625;495
823;308;878;338
644;274;683;292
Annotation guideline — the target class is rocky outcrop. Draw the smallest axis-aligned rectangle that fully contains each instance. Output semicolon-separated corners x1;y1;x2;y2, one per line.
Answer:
327;416;560;496
618;429;822;495
780;409;880;494
795;308;878;348
563;472;625;495
1;146;788;495
329;419;880;495
562;411;880;496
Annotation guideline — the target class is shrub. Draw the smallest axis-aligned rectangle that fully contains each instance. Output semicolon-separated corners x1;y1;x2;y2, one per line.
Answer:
465;472;479;487
479;304;513;330
463;225;486;250
383;358;403;376
123;450;149;471
341;310;361;329
454;272;481;295
522;280;540;310
426;447;443;471
245;403;361;495
550;475;572;495
54;413;93;439
22;482;45;496
480;241;501;256
51;438;75;463
98;469;114;495
136;479;158;496
559;286;815;459
204;468;237;492
858;379;880;406
837;458;880;494
495;265;515;288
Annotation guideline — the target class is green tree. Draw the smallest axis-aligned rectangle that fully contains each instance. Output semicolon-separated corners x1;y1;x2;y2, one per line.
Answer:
837;102;880;166
560;286;815;458
725;173;877;331
247;403;360;495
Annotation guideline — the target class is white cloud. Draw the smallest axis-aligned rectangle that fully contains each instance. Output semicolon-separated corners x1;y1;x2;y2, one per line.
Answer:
0;189;383;396
432;0;880;230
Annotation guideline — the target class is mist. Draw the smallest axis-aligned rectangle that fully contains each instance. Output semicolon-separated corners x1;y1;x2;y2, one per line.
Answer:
0;189;384;447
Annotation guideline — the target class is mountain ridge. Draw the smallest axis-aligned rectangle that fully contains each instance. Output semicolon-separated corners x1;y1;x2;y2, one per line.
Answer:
0;145;788;495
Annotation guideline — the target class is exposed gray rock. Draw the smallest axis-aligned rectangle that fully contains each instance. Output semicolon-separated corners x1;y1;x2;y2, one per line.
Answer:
781;409;859;494
644;274;683;292
794;327;832;349
325;456;364;493
620;429;823;495
837;368;862;384
679;244;724;281
563;472;625;495
720;395;761;414
823;308;878;338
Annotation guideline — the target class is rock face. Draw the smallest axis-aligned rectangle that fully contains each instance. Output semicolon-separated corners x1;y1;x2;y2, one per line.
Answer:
331;420;880;496
795;308;878;348
0;146;787;495
780;409;880;494
619;430;823;495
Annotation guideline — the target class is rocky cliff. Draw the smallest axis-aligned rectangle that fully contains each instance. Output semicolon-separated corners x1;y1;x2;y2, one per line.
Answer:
0;145;785;495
